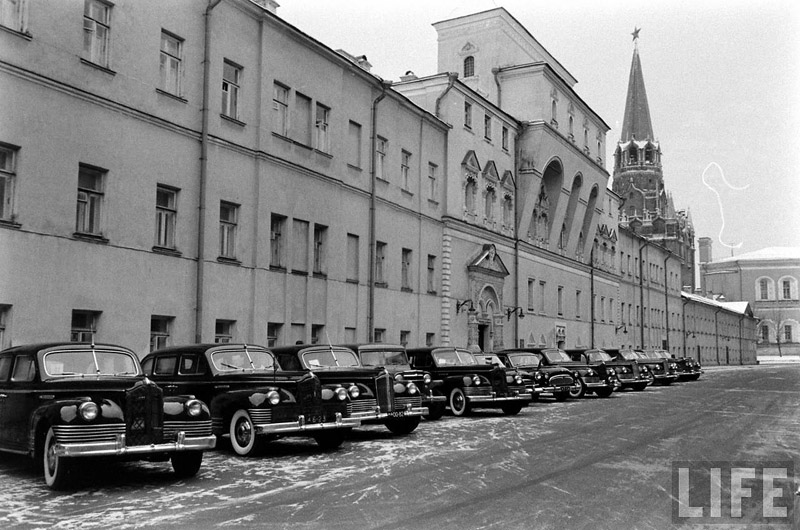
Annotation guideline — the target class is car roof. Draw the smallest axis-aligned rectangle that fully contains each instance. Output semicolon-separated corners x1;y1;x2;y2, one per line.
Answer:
0;342;135;355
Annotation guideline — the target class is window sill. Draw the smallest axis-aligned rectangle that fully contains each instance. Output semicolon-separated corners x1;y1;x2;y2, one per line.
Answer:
156;89;188;103
0;219;21;230
0;25;32;40
221;114;246;127
73;232;109;244
312;272;327;279
346;164;363;172
272;132;292;143
217;256;241;266
346;278;359;285
269;265;286;272
401;287;413;293
80;58;116;75
152;246;182;257
375;282;388;289
291;269;308;276
314;149;333;159
427;198;439;207
427;290;437;295
401;188;414;198
376;177;389;184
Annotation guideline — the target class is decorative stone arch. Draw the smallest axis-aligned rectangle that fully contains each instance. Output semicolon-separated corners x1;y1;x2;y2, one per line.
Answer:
779;319;799;343
462;151;481;219
464;244;509;352
777;275;799;300
754;276;775;301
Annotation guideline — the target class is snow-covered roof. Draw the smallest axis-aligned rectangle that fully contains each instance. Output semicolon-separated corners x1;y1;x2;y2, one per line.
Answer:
681;291;752;316
710;247;800;264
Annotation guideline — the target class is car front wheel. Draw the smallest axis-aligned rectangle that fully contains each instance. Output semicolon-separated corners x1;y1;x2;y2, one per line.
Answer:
385;416;421;435
595;387;614;398
43;426;72;490
449;387;470;416
171;451;203;478
313;429;349;450
501;404;523;415
424;391;446;421
569;379;586;399
230;409;259;456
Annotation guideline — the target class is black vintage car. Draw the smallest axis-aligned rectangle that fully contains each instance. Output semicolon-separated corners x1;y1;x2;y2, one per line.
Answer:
566;348;649;392
342;343;447;421
405;347;531;416
642;349;703;381
496;348;618;398
477;353;545;401
141;344;361;455
271;344;424;435
610;349;678;386
0;343;216;489
490;351;577;401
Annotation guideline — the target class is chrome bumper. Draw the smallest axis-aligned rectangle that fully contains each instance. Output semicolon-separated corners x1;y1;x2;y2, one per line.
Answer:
533;385;573;394
467;392;532;403
424;395;447;403
352;406;428;422
255;413;361;434
55;432;216;458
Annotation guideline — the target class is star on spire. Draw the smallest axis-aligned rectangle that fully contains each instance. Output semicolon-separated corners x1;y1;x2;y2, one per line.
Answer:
631;27;641;41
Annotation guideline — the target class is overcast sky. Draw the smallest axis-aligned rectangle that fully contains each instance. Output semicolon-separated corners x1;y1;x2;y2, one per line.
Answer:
277;0;800;259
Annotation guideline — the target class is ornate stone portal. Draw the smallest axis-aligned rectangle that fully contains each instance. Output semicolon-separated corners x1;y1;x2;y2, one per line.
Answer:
464;244;509;352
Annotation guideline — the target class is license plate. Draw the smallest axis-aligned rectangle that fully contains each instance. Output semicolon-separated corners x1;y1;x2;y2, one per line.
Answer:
388;411;407;418
306;416;324;424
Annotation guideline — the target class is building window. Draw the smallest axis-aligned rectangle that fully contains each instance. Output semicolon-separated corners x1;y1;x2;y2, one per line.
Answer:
374;328;385;343
221;60;241;120
348;120;362;168
551;100;557;124
270;214;285;268
401;150;411;189
539;281;546;314
267;323;282;347
484;114;492;141
575;290;582;319
761;325;769;342
569;115;574;139
463;56;474;78
784;325;792;343
294;92;312;145
219;201;238;259
155;185;177;249
292;219;309;273
0;144;17;221
159;31;183;96
376;137;387;181
346;234;359;282
465;176;476;213
0;0;27;33
311;325;324;345
502;126;509;151
557;286;564;316
400;330;410;347
401;248;412;290
503;194;513;227
273;83;289;136
344;327;357;343
375;241;386;285
315;103;330;152
71;310;99;342
76;164;104;235
427;255;436;293
759;278;769;300
215;320;234;343
600;296;606;322
609;298;614;323
527;279;535;311
428;163;438;200
313;224;327;274
0;305;10;349
150;316;172;352
425;332;435;347
484;186;495;221
83;0;111;67
464;101;472;129
782;279;792;300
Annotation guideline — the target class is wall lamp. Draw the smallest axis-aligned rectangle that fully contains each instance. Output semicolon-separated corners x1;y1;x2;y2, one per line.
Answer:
456;300;474;314
506;307;525;321
615;324;628;334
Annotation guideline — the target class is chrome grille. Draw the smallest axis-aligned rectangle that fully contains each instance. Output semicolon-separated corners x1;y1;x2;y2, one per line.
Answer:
375;372;394;412
549;375;573;387
163;420;213;439
348;398;378;415
297;374;322;408
248;409;272;425
53;424;124;443
126;380;164;446
393;396;422;410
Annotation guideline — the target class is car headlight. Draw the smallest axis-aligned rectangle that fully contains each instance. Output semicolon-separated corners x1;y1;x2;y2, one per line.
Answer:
641;366;649;373
394;373;403;382
423;374;432;385
79;401;99;421
348;385;360;399
572;371;580;379
515;375;523;385
407;382;418;395
535;372;544;380
336;387;348;401
185;399;203;417
472;375;481;386
608;368;616;375
267;390;280;406
586;369;594;376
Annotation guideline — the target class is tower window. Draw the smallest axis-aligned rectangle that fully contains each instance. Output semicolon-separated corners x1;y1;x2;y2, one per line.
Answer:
463;56;475;78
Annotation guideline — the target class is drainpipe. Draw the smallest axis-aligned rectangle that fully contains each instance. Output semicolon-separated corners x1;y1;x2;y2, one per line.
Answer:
590;245;595;348
682;296;689;358
713;307;722;365
512;128;523;348
196;0;223;343
435;73;458;118
738;314;744;365
663;252;672;352
638;239;649;348
367;79;391;342
492;68;502;108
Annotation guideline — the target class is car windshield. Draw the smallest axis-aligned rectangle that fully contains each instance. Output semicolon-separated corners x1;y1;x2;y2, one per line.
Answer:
619;351;641;360
432;349;478;366
506;353;540;368
211;348;278;372
302;348;360;369
651;350;671;359
44;349;140;377
642;351;664;360
587;351;614;362
360;350;411;369
480;355;506;367
543;350;572;363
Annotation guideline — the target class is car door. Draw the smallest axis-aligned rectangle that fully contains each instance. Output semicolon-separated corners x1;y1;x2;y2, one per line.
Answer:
5;354;37;450
0;355;12;447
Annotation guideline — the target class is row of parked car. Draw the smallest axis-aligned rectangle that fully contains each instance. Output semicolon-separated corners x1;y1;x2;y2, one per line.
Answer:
0;341;702;489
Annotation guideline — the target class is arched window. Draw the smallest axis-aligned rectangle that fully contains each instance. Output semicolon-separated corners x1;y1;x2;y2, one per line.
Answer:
558;224;566;249
465;176;477;213
463;56;475;78
761;325;770;342
551;100;557;123
484;185;495;220
503;194;513;227
757;277;775;300
779;276;798;300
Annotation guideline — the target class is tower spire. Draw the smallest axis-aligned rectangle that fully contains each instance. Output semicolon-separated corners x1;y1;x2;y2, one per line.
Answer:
620;28;654;142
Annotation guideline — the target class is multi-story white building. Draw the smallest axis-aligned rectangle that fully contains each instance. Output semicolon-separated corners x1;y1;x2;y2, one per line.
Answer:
0;1;757;364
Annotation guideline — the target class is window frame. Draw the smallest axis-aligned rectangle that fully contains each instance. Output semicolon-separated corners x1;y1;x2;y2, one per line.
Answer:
221;60;242;120
0;143;18;222
272;82;289;137
159;30;183;96
155;184;178;249
219;201;239;259
315;102;330;153
76;164;105;236
83;0;111;68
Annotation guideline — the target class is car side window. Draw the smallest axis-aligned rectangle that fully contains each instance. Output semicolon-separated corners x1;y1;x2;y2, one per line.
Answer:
154;355;177;376
179;354;206;375
141;357;153;375
0;356;12;381
11;355;36;382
